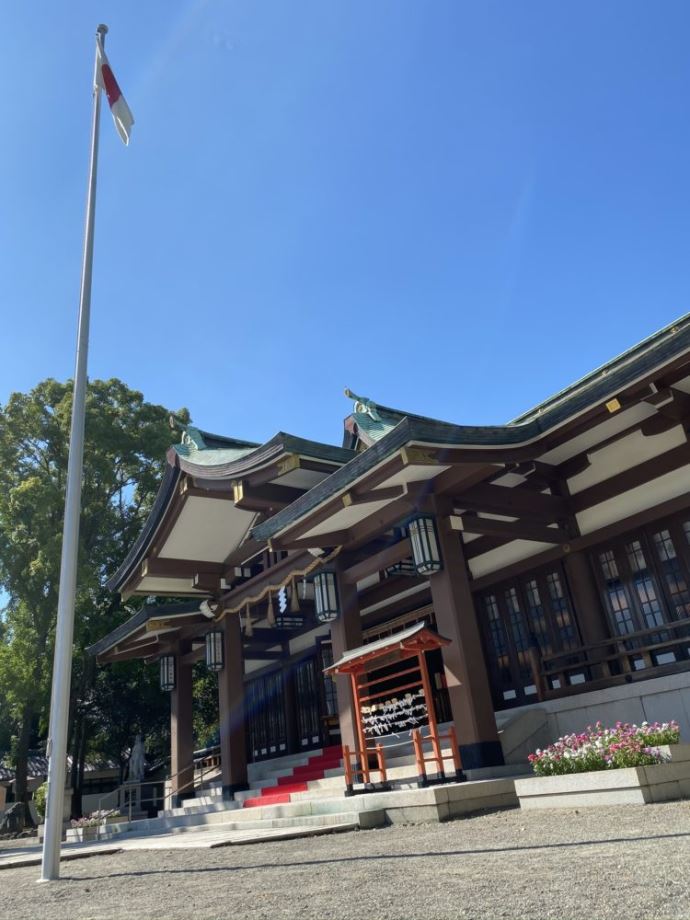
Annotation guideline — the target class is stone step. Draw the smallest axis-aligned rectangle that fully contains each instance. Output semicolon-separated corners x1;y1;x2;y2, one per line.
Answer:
247;747;341;781
76;776;522;846
74;809;363;843
160;793;354;823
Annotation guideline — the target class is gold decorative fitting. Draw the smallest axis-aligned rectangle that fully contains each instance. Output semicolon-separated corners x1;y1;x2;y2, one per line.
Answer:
277;454;301;476
232;481;245;503
605;398;622;414
401;446;437;466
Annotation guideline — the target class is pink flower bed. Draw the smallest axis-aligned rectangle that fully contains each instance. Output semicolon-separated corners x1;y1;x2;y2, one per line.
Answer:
528;721;680;776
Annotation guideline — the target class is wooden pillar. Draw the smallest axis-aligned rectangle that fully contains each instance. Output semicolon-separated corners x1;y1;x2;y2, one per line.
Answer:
563;551;609;645
170;640;194;807
329;562;363;753
283;667;300;754
218;615;248;800
428;500;503;769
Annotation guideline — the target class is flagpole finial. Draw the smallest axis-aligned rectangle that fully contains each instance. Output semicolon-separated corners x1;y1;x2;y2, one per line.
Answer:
97;23;108;38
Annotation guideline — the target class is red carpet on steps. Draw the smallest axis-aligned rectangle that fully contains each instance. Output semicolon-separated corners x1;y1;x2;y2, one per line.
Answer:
243;746;342;808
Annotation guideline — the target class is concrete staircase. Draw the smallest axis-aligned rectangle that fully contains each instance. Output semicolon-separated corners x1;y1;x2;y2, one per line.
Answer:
69;717;544;846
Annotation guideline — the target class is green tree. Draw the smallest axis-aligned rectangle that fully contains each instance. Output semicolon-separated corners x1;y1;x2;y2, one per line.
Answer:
0;378;188;819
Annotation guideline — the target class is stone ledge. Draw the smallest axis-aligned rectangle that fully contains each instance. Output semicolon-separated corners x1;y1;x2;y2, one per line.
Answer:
515;746;690;809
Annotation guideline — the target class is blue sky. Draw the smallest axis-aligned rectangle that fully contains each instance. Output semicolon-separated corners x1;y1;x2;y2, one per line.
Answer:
2;1;690;447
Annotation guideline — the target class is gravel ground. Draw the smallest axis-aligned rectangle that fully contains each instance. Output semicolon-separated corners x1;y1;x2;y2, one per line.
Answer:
2;802;690;920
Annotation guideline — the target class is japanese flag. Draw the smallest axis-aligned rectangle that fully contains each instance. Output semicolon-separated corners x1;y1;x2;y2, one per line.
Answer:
96;40;134;145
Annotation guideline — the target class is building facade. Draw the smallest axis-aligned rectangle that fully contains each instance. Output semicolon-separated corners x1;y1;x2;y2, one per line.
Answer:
91;315;690;801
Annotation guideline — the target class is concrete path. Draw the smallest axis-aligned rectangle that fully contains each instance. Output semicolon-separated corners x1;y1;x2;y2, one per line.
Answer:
0;820;358;870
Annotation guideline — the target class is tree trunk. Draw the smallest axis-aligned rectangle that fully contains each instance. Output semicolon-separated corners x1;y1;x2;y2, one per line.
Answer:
13;702;34;827
70;713;87;819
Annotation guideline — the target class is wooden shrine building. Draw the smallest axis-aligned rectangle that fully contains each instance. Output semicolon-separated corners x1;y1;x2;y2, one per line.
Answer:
91;314;690;802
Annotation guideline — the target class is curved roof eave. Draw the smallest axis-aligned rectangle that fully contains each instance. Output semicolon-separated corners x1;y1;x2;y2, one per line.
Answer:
173;431;355;479
254;315;690;543
87;600;202;658
106;462;182;593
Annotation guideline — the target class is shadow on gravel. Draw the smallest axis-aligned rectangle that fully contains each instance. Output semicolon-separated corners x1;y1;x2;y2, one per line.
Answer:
69;830;690;881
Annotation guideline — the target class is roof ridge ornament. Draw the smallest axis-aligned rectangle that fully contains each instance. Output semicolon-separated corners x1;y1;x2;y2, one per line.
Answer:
169;414;207;451
344;387;381;422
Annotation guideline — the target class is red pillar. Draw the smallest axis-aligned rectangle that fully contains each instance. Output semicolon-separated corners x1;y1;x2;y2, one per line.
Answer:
218;615;248;800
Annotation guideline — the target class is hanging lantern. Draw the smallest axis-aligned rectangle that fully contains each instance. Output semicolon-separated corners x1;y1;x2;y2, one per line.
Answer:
266;590;276;627
408;515;443;575
205;630;224;671
159;655;176;692
313;570;340;623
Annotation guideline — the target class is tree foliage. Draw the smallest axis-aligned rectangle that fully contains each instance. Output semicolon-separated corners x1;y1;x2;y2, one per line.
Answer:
0;378;188;814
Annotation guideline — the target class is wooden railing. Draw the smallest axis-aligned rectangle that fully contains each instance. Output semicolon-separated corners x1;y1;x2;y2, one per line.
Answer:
530;615;690;699
342;743;388;793
412;725;464;785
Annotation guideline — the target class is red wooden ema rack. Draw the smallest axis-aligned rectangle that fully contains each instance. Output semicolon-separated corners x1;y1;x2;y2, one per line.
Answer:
325;622;465;792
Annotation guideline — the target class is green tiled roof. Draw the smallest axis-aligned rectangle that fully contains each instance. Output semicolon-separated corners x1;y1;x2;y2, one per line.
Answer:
256;313;690;542
349;407;403;444
172;426;260;466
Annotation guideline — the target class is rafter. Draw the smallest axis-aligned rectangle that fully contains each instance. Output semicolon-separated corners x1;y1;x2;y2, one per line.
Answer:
449;514;570;544
452;482;568;520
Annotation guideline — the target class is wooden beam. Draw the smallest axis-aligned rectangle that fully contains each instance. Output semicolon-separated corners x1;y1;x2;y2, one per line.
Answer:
244;628;294;646
145;614;206;632
570;442;690;513
219;550;313;609
509;460;558;482
341;485;405;507
180;645;206;665
182;484;234;501
452;482;568;520
449;514;570;544
343;537;412;585
222;538;265;572
639;414;684;438
469;489;690;593
142;558;224;579
431;462;502;496
401;444;538;466
359;573;427;611
99;637;160;662
242;648;284;661
232;480;304;513
192;571;221;593
644;386;690;421
275;529;351;551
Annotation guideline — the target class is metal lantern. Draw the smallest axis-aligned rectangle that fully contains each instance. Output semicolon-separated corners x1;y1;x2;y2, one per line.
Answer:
313;570;340;623
205;630;224;672
159;655;176;692
408;515;443;575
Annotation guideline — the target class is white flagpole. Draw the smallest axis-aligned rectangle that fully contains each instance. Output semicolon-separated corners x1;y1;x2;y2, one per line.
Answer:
40;23;108;882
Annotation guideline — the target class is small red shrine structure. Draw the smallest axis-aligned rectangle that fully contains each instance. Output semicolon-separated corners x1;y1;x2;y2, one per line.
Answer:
325;622;465;793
